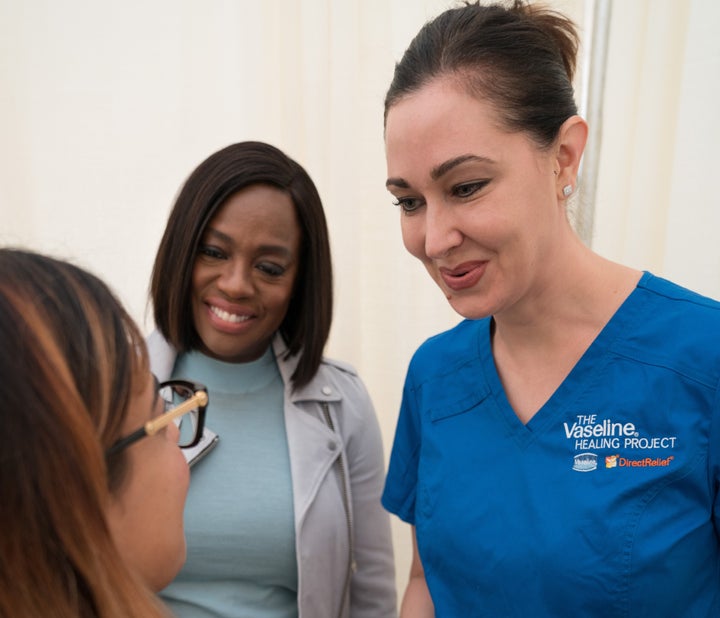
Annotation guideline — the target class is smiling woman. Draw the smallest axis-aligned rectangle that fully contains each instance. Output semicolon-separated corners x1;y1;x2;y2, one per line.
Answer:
385;77;577;320
148;141;396;618
1;0;718;609
380;2;720;617
191;185;301;364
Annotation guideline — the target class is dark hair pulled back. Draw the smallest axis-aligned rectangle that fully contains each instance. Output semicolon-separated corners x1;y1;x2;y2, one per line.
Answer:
385;0;580;147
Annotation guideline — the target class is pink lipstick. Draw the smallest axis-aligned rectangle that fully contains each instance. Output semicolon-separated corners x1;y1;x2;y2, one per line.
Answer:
439;261;487;291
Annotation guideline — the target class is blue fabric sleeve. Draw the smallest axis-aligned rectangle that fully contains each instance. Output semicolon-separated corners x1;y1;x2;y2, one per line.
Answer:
710;375;720;535
382;368;421;524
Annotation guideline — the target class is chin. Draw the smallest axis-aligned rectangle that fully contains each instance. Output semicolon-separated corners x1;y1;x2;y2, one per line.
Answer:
148;542;187;592
447;297;494;321
150;560;183;592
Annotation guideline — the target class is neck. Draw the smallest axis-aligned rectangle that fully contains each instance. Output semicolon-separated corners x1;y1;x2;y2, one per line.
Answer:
489;243;641;424
493;242;641;353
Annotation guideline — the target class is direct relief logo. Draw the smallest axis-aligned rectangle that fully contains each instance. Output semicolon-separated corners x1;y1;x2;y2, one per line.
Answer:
606;454;674;469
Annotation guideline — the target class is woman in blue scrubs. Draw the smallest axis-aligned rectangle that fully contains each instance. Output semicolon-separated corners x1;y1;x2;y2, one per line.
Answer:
381;2;720;616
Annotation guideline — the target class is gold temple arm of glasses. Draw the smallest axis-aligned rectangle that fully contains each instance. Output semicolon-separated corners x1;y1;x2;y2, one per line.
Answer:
144;391;209;436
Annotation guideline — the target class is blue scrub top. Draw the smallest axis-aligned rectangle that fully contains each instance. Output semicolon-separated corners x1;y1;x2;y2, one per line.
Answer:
383;272;720;617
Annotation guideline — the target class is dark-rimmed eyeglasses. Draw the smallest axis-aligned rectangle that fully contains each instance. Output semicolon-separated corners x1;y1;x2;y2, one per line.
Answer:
106;379;209;456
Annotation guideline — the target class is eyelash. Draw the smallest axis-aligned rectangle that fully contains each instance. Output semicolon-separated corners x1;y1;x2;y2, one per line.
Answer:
392;179;491;214
198;245;225;260
257;263;286;277
392;197;424;214
453;180;489;198
198;246;287;277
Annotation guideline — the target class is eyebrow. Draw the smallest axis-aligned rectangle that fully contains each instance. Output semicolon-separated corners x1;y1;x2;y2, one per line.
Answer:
203;227;234;244
386;154;496;189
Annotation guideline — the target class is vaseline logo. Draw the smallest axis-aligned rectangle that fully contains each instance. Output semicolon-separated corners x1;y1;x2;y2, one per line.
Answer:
564;418;637;439
573;452;597;472
565;413;677;452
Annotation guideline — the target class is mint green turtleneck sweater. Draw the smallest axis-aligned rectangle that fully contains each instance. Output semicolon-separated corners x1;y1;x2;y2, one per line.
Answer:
161;346;298;618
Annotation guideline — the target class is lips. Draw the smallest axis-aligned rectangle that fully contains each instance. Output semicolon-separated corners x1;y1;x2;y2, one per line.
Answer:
438;261;487;291
209;305;252;324
205;301;256;334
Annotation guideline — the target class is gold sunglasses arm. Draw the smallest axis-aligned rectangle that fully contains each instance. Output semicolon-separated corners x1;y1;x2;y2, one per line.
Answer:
144;390;209;436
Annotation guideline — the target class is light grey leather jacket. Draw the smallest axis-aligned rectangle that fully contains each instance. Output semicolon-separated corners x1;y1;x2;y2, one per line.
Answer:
148;331;397;618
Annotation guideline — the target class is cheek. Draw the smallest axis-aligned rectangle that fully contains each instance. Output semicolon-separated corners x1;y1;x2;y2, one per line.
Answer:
158;444;190;533
161;430;190;488
175;450;191;497
190;269;209;328
270;291;294;326
270;276;297;313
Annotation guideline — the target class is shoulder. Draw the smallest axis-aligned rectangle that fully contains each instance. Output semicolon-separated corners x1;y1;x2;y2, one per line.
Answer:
306;356;379;423
146;330;177;381
409;318;486;377
313;355;370;405
403;319;491;417
318;355;359;378
619;273;720;385
638;273;720;314
633;273;720;339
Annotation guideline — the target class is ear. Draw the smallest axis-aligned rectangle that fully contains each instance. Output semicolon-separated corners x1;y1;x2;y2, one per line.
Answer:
553;115;588;199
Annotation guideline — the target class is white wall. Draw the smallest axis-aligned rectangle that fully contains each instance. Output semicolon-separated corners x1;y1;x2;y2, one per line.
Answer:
592;0;720;299
1;0;718;606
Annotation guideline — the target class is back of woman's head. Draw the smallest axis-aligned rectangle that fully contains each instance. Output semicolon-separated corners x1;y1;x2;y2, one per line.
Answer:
385;0;579;147
151;140;333;388
0;248;167;617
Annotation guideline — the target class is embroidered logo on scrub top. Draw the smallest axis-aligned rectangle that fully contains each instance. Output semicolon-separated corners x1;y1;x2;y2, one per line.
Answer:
605;454;674;469
565;413;678;472
572;453;597;472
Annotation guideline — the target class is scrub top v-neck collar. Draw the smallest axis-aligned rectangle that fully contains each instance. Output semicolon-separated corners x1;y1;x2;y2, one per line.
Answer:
478;272;650;448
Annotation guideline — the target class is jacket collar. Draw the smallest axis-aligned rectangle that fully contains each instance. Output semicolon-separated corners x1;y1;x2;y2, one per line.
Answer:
148;330;342;405
272;334;341;405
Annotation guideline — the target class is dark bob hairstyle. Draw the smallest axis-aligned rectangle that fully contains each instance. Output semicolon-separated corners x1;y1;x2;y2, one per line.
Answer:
150;141;333;389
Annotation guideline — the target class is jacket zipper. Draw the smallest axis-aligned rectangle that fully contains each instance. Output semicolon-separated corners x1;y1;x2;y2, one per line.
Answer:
321;402;355;618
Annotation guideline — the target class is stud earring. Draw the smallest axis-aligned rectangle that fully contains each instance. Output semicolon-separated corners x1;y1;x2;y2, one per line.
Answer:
562;185;573;197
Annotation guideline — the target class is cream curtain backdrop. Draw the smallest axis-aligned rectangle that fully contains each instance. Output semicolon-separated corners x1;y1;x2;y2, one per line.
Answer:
1;0;718;605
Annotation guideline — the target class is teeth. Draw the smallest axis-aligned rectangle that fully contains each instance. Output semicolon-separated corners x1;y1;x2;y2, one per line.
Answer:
210;306;250;323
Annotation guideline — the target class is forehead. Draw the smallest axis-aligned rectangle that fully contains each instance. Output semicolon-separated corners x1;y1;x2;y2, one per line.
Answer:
385;78;537;181
386;79;495;153
207;184;301;245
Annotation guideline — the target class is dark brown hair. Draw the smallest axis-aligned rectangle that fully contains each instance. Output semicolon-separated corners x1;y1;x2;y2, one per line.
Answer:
0;248;167;617
150;141;333;389
385;0;579;147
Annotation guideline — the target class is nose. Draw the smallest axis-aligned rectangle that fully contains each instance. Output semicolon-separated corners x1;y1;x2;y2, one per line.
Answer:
424;202;463;259
216;259;253;298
